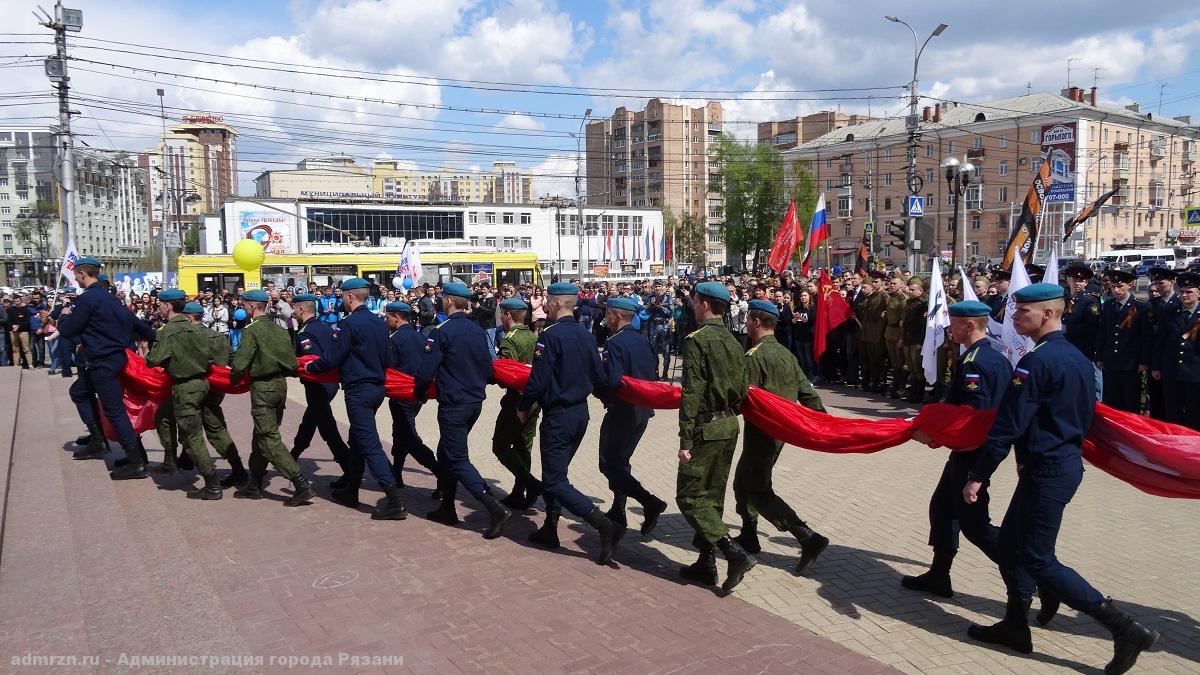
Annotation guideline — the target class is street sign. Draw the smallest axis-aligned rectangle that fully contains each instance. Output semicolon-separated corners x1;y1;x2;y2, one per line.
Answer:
1186;206;1200;226
163;232;181;249
907;196;925;217
864;221;874;235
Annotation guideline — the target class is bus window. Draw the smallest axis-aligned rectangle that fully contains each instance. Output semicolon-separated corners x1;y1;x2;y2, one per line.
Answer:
311;264;358;288
360;269;396;287
261;265;309;294
196;273;244;294
497;267;531;287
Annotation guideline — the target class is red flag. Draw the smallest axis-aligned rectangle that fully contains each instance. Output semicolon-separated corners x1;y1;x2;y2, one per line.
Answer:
814;269;852;361
768;200;800;274
853;230;870;277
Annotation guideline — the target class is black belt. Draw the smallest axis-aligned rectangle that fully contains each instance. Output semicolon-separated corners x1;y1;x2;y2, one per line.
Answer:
698;409;737;424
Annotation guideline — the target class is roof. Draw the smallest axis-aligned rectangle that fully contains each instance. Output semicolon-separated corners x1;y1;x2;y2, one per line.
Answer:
790;92;1199;154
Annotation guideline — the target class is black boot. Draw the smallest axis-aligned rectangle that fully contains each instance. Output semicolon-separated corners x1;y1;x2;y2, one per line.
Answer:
426;482;460;525
219;452;249;489
234;473;265;500
330;474;349;490
716;534;756;594
529;508;561;549
733;517;761;554
791;523;829;574
904;376;925;403
583;508;624;565
1036;586;1061;626
371;484;408;520
330;481;361;508
889;369;905;399
499;478;525;509
967;596;1032;654
284;475;315;507
1086;598;1159;675
186;472;223;500
679;545;718;586
902;548;956;598
72;424;108;460
176;449;194;471
155;450;180;475
605;492;628;528
517;480;542;511
639;495;667;536
109;442;148;480
924;382;946;403
476;490;512;539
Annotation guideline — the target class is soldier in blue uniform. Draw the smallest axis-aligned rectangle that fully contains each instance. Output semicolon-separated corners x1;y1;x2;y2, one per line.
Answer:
520;282;624;564
964;283;1158;673
647;280;674;379
305;278;406;520
416;282;512;539
1094;265;1148;413
58;257;153;480
1145;267;1180;421
595;296;669;536
383;301;441;492
903;301;1010;598
1151;271;1200;430
289;293;352;484
1061;262;1100;360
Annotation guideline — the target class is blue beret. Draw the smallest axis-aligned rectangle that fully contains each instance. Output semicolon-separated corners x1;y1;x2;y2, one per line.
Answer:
948;300;991;317
97;273;110;282
76;257;101;268
183;301;204;315
158;288;186;301
292;293;318;302
747;298;779;317
499;298;527;311
340;277;369;291
694;281;730;302
385;301;412;313
547;282;579;296
1012;282;1064;303
443;282;471;298
242;289;269;302
607;297;638;312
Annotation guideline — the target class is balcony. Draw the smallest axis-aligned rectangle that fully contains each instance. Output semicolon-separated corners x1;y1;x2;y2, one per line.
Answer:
1184;149;1196;163
1150;140;1167;159
837;184;853;197
1113;165;1130;180
1113;142;1129;153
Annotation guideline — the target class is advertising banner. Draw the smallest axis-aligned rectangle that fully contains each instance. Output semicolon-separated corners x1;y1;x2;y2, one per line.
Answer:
1040;122;1077;203
592;264;609;277
237;208;294;254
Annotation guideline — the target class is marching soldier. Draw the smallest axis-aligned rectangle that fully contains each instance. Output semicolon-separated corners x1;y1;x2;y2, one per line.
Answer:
903;300;1010;598
964;283;1158;673
596;296;668;536
676;281;753;594
145;296;224;500
289;293;352;483
883;275;907;399
856;271;888;394
184;302;249;488
230;289;315;507
490;297;543;510
305;278;406;519
416;282;512;539
1151;271;1200;430
152;289;192;474
732;299;829;574
384;301;442;494
1145;267;1180;421
519;283;623;564
1094;265;1148;413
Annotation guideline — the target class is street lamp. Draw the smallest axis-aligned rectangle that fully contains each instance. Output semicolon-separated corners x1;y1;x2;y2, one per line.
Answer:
886;15;948;273
941;156;975;270
576;107;591;281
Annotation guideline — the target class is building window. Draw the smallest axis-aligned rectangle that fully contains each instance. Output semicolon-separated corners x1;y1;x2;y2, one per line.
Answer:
864;150;874;162
947;141;955;154
520;212;531;224
1030;130;1041;143
843;222;852;236
484;212;496;224
468;212;478;224
947;193;956;206
0;207;8;215
884;197;892;211
998;186;1008;202
519;237;532;248
972;136;982;150
0;193;8;201
884;149;892;161
925;144;934;157
484;236;497;247
999;134;1008;148
502;236;517;248
883;173;892;187
469;237;479;246
971;215;981;230
837;195;852;218
825;179;833;190
998;160;1008;176
925;169;934;184
969;241;979;257
825;158;832;168
926;193;934;209
617;215;630;236
1103;129;1109;142
22;245;32;255
502;212;514;224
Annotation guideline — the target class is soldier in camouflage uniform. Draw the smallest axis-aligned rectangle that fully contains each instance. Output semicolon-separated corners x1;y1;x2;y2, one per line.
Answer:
184;303;249;488
856;271;889;394
732;299;830;575
884;274;908;398
676;281;754;594
492;297;542;509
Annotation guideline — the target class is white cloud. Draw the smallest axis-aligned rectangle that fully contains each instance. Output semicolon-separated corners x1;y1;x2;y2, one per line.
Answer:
496;113;545;131
529;154;579;198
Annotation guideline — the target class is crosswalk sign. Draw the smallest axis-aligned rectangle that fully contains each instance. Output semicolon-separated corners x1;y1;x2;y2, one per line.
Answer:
1187;206;1200;225
907;196;924;217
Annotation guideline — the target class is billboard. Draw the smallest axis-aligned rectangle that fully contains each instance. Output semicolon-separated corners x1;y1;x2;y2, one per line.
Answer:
236;207;295;254
1040;122;1076;203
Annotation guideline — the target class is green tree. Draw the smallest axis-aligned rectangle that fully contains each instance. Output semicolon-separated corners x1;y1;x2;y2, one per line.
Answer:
715;135;796;272
789;161;819;263
663;208;707;269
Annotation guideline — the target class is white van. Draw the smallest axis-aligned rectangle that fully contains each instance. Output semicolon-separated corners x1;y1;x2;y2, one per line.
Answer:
1096;248;1180;268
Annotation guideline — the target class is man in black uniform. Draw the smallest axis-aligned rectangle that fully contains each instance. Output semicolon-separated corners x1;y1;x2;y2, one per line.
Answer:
986;266;1011;321
1095;265;1148;413
384;300;441;491
1062;262;1100;360
1151;271;1200;430
1144;267;1179;421
289;293;351;482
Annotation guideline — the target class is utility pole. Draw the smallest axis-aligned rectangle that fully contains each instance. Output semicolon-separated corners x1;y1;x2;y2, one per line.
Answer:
39;2;82;265
158;88;171;286
575;108;591;282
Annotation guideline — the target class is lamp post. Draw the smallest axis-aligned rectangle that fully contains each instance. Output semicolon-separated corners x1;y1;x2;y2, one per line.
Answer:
886;15;948;273
575;107;592;281
941;156;976;271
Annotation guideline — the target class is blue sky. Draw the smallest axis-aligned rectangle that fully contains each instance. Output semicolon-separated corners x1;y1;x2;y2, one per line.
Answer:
2;0;1198;196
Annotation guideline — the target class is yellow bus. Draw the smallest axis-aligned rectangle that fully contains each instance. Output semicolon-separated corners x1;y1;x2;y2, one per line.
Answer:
177;250;543;295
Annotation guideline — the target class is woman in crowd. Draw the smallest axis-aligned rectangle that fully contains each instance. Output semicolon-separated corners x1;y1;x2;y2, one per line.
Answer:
792;289;816;377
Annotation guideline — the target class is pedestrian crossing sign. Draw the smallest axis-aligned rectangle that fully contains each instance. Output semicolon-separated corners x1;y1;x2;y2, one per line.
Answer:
1187;206;1200;226
907;196;924;217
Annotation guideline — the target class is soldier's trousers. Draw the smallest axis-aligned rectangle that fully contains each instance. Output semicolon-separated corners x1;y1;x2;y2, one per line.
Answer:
293;382;349;467
491;391;540;489
172;378;215;476
538;403;595;516
885;337;903;385
1163;378;1200;431
598;409;653;504
247;378;300;481
1147;376;1167;421
201;393;239;461
436;403;487;496
389;399;439;479
1101;369;1140;413
156;397;178;454
342;382;395;489
70;353;137;448
859;341;885;388
926;451;1000;561
998;459;1104;612
903;344;923;383
676;417;739;545
733;425;805;532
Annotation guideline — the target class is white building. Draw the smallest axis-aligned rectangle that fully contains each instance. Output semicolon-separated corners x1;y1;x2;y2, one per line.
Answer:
204;197;667;278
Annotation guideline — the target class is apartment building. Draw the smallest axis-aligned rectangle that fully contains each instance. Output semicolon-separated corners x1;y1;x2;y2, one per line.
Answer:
255;158;534;204
585;99;726;266
139;113;239;240
785;88;1199;269
758;111;874;151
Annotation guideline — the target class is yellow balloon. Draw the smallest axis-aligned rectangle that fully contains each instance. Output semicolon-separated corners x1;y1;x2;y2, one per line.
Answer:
232;239;265;271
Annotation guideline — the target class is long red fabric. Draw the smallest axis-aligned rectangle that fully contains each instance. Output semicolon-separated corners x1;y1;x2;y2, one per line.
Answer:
111;350;1200;498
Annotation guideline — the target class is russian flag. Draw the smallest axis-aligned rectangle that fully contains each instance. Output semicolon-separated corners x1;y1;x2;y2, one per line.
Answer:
800;194;828;275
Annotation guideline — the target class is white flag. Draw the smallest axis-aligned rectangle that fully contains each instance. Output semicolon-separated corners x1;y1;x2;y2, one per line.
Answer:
997;263;1036;366
921;258;951;384
406;240;423;282
960;266;978;301
1044;248;1059;285
59;239;80;287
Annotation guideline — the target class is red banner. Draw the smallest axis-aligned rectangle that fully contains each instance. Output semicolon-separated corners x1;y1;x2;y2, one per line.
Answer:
768;200;799;275
814;269;853;362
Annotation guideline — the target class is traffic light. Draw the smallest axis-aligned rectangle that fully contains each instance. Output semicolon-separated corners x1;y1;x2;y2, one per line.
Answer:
886;219;907;252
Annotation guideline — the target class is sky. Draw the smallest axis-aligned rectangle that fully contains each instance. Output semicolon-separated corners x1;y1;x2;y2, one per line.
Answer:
2;0;1199;198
